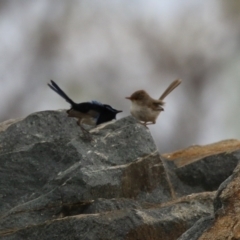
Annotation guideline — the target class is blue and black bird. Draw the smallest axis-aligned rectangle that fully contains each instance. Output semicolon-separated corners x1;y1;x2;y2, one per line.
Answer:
48;80;122;134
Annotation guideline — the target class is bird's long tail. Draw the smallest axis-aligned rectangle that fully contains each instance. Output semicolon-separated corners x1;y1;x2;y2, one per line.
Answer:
159;79;182;100
48;80;76;106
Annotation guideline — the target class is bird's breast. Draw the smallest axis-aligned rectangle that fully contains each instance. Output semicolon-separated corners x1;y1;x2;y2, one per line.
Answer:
130;102;160;122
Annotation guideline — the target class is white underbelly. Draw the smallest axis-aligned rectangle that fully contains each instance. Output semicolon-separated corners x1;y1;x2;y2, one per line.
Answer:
130;103;160;122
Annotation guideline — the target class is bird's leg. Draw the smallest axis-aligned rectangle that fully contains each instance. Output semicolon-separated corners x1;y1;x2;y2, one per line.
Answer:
139;121;156;128
139;121;149;128
145;121;155;126
77;119;92;141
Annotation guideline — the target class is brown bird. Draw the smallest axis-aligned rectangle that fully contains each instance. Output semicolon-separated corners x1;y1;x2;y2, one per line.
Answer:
125;79;181;127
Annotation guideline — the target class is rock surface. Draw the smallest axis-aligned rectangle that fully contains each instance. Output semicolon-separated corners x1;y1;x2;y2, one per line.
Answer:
0;111;239;239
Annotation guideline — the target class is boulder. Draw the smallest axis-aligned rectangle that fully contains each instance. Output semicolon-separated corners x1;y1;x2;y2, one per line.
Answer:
0;111;172;236
1;193;214;240
162;140;240;197
0;111;239;239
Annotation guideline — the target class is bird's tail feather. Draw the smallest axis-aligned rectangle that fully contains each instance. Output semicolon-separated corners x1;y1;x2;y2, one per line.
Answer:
48;80;76;106
159;79;182;100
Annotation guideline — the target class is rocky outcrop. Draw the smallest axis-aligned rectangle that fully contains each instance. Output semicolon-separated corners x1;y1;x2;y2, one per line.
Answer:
0;110;239;239
179;164;240;240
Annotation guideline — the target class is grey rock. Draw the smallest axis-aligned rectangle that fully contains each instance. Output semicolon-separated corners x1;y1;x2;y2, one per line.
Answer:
177;215;214;240
213;174;233;214
1;110;227;239
0;111;172;235
81;198;141;214
185;163;240;239
175;153;239;191
1;192;214;240
162;157;205;198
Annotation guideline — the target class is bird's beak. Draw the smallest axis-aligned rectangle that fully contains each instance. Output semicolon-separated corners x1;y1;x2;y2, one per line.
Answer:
117;110;123;113
125;97;131;100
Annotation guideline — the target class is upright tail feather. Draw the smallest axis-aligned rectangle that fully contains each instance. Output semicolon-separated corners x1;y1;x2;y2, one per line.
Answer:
159;79;182;101
48;80;75;106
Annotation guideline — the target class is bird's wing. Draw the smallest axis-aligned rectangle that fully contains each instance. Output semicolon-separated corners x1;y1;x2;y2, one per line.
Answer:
91;100;103;106
103;104;122;113
151;100;165;111
97;113;115;125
